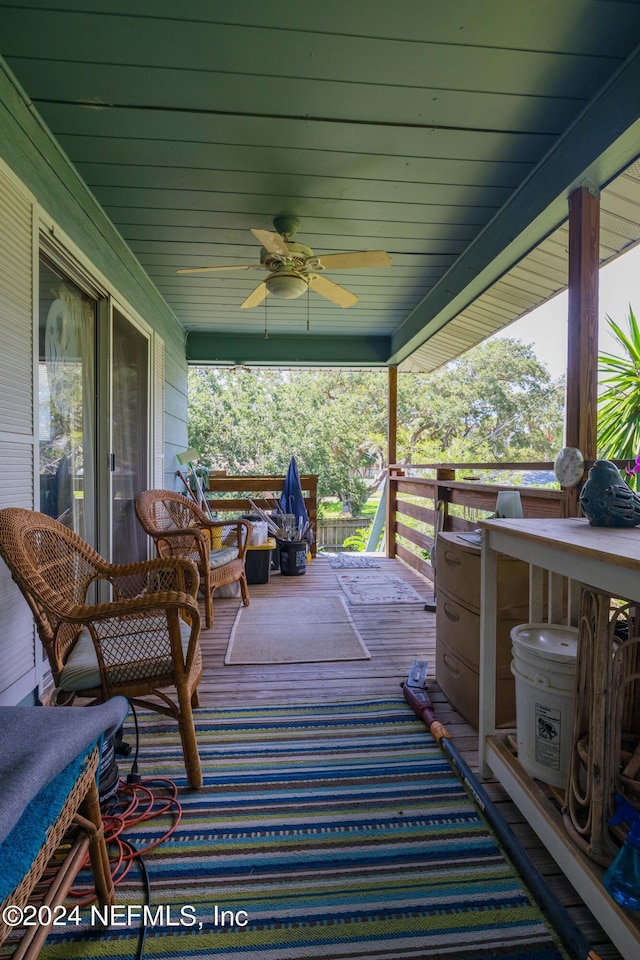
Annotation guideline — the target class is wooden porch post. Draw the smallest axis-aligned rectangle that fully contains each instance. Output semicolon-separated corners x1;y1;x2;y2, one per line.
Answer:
387;364;398;467
386;365;398;558
565;185;600;516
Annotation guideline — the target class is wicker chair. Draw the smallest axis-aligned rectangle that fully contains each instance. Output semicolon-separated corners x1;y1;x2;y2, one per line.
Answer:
0;507;204;789
135;489;251;629
0;742;113;959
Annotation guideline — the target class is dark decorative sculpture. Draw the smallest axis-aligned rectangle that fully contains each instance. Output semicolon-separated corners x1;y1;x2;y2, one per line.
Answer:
579;460;640;527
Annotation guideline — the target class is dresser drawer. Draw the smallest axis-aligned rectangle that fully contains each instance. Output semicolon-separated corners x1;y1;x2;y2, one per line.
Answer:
437;587;529;672
436;635;516;729
436;531;530;613
436;536;481;609
437;590;481;668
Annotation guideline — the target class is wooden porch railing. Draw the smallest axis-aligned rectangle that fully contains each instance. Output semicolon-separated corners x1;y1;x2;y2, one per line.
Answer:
206;474;318;555
204;459;630;574
386;461;568;583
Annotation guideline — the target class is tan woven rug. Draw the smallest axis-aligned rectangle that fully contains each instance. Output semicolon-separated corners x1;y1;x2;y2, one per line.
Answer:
225;595;371;664
337;572;426;605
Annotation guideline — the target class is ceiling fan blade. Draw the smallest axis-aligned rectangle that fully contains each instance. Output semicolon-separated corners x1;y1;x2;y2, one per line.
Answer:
251;228;291;259
240;282;268;309
313;250;391;270
309;274;358;308
176;264;256;275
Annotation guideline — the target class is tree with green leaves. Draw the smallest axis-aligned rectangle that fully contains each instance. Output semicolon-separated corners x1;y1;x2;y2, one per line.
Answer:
188;367;388;515
188;338;564;513
396;339;564;464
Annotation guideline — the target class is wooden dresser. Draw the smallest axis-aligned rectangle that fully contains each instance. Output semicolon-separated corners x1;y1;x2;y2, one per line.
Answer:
435;531;529;728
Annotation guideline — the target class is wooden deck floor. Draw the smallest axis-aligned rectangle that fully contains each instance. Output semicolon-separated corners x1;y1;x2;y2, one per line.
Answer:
199;554;433;704
197;554;622;960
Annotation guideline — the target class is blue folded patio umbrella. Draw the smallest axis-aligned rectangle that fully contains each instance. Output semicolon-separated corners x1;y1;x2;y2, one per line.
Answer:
279;456;312;541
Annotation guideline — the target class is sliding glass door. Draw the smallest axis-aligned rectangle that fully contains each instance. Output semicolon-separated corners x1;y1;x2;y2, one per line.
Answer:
39;259;97;546
39;261;150;564
111;309;149;564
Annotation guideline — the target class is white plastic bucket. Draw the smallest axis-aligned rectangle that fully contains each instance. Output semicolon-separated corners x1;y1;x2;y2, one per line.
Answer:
249;520;268;546
241;515;269;546
510;623;578;788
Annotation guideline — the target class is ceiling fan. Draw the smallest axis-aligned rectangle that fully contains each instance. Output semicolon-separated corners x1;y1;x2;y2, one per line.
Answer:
176;216;391;309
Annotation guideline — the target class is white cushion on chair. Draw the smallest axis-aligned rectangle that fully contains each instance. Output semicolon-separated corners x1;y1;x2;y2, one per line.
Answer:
59;619;193;691
209;547;238;569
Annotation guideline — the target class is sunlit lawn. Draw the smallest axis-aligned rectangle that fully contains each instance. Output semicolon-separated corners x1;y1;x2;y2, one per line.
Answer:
319;496;380;520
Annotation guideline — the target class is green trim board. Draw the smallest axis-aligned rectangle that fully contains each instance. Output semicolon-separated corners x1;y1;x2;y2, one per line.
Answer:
187;332;391;367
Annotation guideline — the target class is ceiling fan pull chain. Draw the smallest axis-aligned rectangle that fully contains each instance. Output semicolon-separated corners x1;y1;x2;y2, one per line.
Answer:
264;295;268;339
307;287;310;332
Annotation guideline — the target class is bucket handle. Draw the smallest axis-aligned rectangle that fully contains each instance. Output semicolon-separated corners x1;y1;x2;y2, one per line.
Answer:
511;663;554;690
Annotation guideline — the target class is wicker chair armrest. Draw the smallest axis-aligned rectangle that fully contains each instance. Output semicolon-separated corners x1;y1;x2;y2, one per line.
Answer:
25;558;200;628
149;527;210;562
102;555;200;579
146;527;208;543
104;556;200;598
201;518;252;559
66;589;201;625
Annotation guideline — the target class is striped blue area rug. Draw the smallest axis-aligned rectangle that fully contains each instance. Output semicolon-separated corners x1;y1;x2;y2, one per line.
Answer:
41;700;568;960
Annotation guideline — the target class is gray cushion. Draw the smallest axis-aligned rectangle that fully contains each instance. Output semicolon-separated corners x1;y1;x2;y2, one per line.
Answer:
60;619;193;691
210;546;238;569
0;697;129;846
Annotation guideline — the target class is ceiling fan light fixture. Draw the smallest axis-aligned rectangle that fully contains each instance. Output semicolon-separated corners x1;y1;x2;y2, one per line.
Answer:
265;271;309;299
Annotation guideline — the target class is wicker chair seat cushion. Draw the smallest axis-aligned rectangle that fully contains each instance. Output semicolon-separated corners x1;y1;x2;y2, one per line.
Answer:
0;700;128;847
209;546;239;569
60;618;193;691
173;545;237;570
0;746;93;903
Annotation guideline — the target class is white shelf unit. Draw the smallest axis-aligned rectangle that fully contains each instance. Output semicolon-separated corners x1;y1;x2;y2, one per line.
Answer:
478;516;640;960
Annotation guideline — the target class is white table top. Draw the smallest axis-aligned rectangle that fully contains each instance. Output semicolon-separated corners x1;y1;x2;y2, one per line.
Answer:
479;516;640;568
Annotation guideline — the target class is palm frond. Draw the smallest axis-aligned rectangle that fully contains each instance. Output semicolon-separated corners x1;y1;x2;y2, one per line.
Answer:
597;308;640;464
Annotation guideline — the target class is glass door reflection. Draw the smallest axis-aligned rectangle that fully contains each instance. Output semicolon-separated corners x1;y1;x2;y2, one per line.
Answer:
39;259;97;546
111;309;149;564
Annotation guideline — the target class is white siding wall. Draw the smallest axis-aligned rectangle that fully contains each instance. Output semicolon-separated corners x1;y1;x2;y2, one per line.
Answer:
0;167;37;702
0;61;190;702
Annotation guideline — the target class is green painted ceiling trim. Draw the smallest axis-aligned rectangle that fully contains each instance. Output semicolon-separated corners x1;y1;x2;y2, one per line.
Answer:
186;333;390;367
0;54;183;351
389;46;640;366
